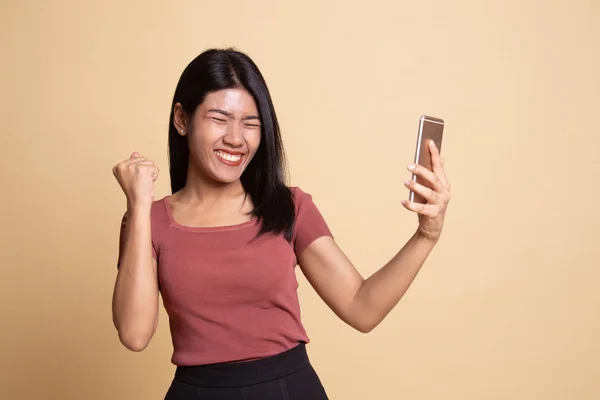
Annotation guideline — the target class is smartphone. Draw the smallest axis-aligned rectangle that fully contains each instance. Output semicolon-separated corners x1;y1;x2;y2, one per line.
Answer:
408;115;444;204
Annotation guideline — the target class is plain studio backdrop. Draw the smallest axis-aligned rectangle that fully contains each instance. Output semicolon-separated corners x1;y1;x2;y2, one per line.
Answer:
1;1;599;399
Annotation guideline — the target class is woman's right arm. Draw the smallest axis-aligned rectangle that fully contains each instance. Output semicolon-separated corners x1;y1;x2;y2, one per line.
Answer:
112;206;159;352
111;152;160;352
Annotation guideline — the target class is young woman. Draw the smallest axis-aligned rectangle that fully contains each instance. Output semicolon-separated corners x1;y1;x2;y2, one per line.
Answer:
112;48;451;400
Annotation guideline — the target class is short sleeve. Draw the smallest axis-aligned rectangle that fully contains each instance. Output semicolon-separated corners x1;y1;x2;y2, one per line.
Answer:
117;211;157;269
291;186;333;257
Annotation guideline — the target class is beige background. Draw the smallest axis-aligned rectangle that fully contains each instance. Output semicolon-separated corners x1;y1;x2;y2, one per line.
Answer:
1;0;599;399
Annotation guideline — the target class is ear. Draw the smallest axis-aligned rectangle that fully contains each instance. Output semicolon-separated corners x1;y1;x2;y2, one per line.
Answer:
173;103;190;136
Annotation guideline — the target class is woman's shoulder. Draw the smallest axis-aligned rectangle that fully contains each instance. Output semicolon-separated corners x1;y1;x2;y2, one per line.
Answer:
287;185;310;203
287;185;321;215
287;185;312;197
121;196;169;225
152;195;169;209
151;196;170;222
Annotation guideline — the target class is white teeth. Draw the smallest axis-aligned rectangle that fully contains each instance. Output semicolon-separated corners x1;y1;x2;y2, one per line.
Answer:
215;150;242;162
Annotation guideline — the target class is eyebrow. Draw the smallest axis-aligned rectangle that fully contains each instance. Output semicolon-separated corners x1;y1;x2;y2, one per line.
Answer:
207;108;260;121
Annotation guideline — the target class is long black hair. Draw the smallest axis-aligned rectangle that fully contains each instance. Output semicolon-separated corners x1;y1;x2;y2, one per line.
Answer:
168;48;295;240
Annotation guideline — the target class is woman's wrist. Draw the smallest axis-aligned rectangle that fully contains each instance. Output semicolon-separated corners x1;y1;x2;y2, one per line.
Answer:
413;228;440;246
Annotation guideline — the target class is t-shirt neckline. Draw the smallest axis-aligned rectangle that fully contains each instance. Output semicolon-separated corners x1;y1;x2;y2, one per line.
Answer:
162;196;257;233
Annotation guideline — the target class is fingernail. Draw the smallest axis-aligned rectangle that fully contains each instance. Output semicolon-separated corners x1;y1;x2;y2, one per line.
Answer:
430;140;436;148
404;180;410;186
408;164;415;170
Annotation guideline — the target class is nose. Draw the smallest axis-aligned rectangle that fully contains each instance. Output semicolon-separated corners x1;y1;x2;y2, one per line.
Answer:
222;122;244;147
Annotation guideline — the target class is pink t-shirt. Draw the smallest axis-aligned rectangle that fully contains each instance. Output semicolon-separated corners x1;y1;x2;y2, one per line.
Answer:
118;186;332;366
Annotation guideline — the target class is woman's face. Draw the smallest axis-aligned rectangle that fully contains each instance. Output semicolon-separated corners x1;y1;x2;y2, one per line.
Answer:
177;88;262;185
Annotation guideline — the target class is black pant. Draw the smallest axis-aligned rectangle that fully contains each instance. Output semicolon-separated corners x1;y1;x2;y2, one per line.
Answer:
164;343;329;399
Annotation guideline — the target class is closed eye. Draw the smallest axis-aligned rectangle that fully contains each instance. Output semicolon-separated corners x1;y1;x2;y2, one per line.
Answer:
212;117;227;123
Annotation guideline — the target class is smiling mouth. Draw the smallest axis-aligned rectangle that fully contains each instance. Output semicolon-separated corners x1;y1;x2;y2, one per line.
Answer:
215;150;243;165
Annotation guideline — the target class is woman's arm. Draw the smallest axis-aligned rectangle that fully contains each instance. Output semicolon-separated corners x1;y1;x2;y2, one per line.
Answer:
299;232;436;333
112;207;159;351
299;140;451;333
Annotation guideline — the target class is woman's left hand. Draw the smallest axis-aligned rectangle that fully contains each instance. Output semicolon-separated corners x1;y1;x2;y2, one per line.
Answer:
401;140;451;241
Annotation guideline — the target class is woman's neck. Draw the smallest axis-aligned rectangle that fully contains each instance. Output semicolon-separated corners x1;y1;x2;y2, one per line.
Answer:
176;175;246;206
